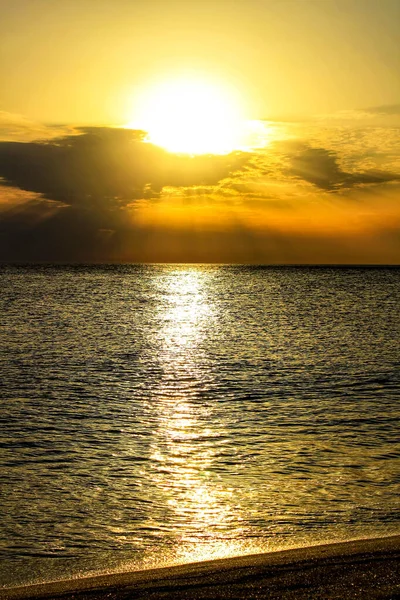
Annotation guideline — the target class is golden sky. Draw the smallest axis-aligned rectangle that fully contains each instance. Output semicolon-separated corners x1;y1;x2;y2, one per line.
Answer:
0;0;399;263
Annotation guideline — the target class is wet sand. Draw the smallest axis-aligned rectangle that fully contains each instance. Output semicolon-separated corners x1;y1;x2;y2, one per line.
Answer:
2;535;399;600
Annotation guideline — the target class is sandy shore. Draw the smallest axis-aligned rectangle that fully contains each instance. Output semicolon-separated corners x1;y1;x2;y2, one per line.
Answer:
2;535;399;600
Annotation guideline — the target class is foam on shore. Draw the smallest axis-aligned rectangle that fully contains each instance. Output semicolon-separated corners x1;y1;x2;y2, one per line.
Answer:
2;535;399;600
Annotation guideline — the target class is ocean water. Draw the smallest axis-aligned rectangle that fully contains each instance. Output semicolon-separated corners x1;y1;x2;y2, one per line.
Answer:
0;265;399;587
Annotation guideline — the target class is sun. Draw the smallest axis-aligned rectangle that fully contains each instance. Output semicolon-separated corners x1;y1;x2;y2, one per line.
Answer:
127;77;247;155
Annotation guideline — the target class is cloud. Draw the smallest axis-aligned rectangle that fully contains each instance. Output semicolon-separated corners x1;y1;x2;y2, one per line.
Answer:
0;126;250;262
0;111;76;142
0;120;399;264
0;127;248;207
363;104;400;116
313;104;400;127
285;144;399;191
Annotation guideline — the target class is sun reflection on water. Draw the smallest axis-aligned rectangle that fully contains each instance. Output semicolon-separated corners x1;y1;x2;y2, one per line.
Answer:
3;266;399;588
145;268;247;562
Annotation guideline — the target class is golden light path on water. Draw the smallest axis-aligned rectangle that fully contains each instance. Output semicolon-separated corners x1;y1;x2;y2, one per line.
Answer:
146;269;249;565
116;267;366;576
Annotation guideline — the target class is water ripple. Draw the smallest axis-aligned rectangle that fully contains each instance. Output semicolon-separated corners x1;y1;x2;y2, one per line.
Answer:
0;265;399;586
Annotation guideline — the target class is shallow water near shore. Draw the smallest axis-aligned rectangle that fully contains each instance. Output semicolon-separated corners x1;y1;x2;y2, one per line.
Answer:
1;265;399;587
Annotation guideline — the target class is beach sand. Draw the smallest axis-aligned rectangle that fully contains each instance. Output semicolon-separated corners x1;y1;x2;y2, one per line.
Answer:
2;535;399;600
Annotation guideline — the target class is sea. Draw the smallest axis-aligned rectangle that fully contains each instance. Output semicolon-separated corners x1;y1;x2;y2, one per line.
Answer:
0;264;399;588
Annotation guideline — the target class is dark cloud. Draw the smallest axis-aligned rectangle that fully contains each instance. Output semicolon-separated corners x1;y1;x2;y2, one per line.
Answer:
0;127;248;207
286;144;399;190
0;200;104;262
0;127;250;261
1;126;399;263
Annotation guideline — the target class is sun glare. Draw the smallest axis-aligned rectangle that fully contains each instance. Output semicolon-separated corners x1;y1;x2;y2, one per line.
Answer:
127;77;249;155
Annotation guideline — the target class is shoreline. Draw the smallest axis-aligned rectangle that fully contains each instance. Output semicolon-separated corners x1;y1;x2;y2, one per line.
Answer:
2;535;399;600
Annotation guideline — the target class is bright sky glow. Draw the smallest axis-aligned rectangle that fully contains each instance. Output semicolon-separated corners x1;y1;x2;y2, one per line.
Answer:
1;1;399;264
127;78;249;155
